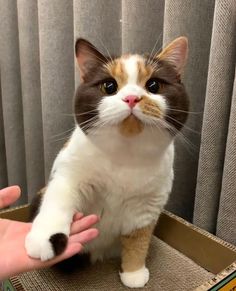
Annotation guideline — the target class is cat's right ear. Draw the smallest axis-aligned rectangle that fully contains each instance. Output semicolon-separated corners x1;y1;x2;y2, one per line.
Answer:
75;38;106;82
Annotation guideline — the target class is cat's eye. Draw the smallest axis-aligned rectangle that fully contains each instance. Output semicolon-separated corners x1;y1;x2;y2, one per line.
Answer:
146;78;160;94
100;79;118;95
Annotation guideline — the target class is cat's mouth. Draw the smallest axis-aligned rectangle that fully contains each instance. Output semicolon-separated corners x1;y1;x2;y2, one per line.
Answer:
117;98;164;137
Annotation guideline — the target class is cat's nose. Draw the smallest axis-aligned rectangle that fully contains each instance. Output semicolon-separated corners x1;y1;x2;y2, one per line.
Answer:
123;95;141;108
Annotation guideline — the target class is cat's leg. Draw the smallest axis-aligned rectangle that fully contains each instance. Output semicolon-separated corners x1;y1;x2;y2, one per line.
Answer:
25;177;78;261
120;223;154;288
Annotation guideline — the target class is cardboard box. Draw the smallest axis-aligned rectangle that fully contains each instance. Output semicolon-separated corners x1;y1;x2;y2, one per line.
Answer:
1;205;235;290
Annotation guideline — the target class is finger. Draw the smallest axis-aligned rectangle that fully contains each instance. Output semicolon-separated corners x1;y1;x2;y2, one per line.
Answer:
0;186;21;209
70;214;99;235
69;228;99;244
72;212;84;222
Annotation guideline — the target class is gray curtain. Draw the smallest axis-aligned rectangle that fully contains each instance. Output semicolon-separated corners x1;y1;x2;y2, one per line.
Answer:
0;0;235;244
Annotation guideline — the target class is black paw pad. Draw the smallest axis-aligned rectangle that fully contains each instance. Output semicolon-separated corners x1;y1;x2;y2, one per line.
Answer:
49;233;68;256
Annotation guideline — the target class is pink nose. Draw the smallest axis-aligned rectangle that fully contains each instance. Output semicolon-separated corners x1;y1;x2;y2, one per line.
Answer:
123;95;140;108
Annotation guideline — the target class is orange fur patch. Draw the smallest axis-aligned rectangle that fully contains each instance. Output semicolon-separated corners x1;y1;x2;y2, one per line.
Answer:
121;223;155;272
106;59;128;88
139;96;162;118
119;115;144;137
137;61;153;87
63;140;70;149
107;57;153;89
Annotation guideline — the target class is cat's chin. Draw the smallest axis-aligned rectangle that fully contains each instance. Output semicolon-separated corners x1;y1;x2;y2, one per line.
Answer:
119;114;144;137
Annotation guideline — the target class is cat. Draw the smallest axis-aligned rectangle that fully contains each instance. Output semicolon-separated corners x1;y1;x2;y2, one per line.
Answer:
25;36;189;288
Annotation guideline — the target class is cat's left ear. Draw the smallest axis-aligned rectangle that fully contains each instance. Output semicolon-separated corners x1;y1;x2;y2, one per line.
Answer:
157;37;188;75
75;38;106;82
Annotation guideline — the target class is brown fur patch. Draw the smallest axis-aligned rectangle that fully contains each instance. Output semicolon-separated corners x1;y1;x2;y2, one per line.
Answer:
106;59;128;88
121;223;155;272
137;61;153;87
29;187;46;221
49;233;68;256
139;96;162;118
119;115;144;137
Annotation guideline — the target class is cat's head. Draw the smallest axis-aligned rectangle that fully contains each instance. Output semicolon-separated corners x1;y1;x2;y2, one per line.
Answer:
74;37;189;139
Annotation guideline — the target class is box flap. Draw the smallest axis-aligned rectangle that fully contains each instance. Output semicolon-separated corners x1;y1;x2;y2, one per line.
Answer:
155;210;236;274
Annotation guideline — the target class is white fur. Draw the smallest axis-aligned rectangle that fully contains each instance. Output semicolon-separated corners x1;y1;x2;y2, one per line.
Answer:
123;55;140;84
120;266;149;288
99;55;168;127
25;55;175;286
25;125;174;261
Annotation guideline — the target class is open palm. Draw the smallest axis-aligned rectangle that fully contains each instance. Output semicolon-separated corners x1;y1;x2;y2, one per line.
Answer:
0;186;99;280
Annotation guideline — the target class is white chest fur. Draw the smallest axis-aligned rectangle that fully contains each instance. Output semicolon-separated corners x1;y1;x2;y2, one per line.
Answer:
51;127;174;261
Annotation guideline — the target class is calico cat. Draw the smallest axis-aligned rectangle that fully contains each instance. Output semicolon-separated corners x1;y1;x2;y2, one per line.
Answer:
25;36;189;288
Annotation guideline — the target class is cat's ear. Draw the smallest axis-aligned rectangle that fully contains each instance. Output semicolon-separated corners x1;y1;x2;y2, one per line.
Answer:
75;38;106;82
157;37;188;74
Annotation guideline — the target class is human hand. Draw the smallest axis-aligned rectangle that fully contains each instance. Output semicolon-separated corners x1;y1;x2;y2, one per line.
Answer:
0;187;99;280
0;186;21;208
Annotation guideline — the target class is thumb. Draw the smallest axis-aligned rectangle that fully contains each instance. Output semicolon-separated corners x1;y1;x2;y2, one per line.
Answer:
0;186;21;209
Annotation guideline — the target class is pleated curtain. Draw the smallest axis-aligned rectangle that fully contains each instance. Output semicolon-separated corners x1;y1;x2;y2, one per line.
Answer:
0;0;235;245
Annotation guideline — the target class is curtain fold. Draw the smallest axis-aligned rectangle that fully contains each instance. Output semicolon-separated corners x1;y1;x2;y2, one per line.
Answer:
17;0;45;200
193;0;236;236
0;0;27;204
121;0;164;54
0;80;8;188
73;0;122;88
0;0;235;243
37;0;75;180
163;0;215;221
216;72;236;244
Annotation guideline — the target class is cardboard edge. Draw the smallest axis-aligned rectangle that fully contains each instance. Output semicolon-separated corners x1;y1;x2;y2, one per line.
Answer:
194;262;236;291
155;210;236;274
2;205;236;290
9;276;25;291
0;204;30;222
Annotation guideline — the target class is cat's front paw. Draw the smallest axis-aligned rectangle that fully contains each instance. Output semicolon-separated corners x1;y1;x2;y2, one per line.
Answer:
25;230;68;261
120;266;149;288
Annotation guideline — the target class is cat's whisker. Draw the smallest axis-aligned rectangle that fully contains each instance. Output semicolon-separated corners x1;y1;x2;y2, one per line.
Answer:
51;127;75;139
80;113;118;132
81;50;108;66
61;109;98;117
79;115;99;125
164;114;200;134
59;113;74;116
97;37;114;63
79;117;100;131
85;111;127;134
80;120;100;132
158;119;198;154
51;135;71;144
148;121;158;137
150;59;162;72
50;129;74;143
174;130;198;155
84;103;102;109
140;103;199;135
176;132;198;152
167;108;202;115
147;32;163;65
74;110;98;117
87;120;110;136
148;119;169;141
